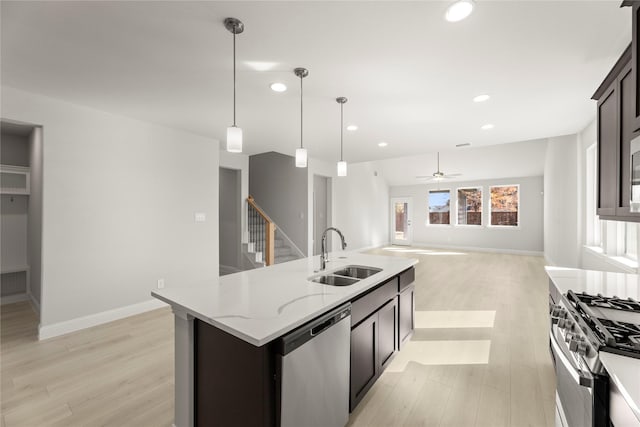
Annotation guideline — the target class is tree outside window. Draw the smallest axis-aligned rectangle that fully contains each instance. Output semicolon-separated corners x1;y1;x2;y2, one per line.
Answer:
490;185;519;226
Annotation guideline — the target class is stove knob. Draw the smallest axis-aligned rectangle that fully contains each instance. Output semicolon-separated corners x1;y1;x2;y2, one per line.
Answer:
569;337;581;351
565;332;574;343
576;341;590;357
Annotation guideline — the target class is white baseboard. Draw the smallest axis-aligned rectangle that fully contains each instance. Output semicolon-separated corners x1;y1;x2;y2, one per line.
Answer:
403;242;544;257
38;298;168;340
1;293;29;305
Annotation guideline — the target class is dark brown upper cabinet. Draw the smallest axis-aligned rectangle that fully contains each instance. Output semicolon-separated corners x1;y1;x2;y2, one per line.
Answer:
593;2;640;221
632;3;640;131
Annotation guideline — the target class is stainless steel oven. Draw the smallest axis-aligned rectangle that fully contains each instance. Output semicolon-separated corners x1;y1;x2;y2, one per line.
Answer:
549;299;609;427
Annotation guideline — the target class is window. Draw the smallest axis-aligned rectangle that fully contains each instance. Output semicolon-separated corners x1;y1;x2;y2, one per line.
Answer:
585;144;602;246
457;187;482;225
490;185;519;226
428;189;450;225
626;223;638;260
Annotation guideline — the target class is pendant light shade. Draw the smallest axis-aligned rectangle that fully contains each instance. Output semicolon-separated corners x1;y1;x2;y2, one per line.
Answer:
295;148;308;168
336;97;348;177
337;161;347;177
224;18;244;153
294;68;309;168
226;126;243;153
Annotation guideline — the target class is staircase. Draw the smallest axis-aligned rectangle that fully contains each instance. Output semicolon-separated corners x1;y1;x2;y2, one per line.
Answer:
242;196;304;269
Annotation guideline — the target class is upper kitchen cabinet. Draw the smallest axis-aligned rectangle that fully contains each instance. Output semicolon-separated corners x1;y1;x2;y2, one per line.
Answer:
632;3;640;131
593;1;640;221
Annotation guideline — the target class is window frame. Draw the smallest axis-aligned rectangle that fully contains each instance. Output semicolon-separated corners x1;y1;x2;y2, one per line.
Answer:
427;188;452;226
455;186;483;227
488;184;520;228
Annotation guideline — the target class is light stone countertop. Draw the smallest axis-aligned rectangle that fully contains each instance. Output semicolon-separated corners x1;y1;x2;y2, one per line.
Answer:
545;266;640;423
153;251;417;346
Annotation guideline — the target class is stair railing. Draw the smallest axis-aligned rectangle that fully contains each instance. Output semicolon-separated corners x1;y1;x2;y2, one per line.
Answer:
247;196;276;266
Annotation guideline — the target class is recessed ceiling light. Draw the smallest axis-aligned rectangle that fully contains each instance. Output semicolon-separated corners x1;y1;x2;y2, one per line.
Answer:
473;94;490;103
270;82;287;92
346;124;358;131
445;0;475;22
378;142;388;147
481;124;494;130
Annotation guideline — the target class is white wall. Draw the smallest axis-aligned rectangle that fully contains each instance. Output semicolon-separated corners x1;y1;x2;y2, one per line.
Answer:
390;176;544;254
544;134;580;267
1;86;220;337
334;162;389;251
28;127;43;306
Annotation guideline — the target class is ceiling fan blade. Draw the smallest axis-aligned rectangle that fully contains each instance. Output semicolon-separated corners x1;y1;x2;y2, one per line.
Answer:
416;176;435;181
444;173;462;178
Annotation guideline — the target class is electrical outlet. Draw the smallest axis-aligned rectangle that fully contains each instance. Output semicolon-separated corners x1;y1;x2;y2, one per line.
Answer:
157;278;165;289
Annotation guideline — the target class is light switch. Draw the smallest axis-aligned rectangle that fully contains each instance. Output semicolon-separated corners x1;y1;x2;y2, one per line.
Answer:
195;212;206;222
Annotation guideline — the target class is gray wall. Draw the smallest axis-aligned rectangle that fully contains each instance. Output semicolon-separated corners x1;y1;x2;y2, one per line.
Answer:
219;167;241;272
390;175;544;254
1;132;30;166
2;86;219;333
249;152;308;254
28;127;43;305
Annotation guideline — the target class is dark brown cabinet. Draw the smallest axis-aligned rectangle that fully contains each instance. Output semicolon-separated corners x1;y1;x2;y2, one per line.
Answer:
593;45;640;221
596;79;619;217
632;3;640;131
349;298;398;411
399;284;415;349
594;2;640;221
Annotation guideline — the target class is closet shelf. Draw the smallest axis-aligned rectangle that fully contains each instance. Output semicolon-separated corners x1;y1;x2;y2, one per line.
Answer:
1;265;30;275
0;164;30;195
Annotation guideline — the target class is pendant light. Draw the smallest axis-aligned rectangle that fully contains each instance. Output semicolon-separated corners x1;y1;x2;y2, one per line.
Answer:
224;18;244;153
294;68;309;168
336;97;348;177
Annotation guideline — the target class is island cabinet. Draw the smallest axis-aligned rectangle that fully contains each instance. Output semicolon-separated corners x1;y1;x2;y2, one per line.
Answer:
349;267;415;411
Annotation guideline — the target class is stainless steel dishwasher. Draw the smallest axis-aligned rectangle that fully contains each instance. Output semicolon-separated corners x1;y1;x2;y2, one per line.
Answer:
276;303;351;427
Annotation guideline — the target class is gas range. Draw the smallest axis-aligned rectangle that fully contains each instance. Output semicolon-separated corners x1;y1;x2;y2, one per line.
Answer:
551;292;640;373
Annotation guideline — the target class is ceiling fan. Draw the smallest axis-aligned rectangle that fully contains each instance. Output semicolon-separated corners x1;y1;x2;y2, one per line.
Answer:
416;152;462;181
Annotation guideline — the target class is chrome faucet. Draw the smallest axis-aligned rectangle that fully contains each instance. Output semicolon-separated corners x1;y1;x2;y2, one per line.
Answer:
320;227;347;270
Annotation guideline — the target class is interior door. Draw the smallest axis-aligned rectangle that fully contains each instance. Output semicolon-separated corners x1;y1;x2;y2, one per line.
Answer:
391;197;412;245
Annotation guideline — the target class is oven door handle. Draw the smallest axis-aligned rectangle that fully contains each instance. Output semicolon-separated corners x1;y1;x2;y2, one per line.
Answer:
549;331;594;388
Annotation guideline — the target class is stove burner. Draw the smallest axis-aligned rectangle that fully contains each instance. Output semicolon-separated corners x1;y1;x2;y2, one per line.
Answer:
575;293;640;312
595;318;640;350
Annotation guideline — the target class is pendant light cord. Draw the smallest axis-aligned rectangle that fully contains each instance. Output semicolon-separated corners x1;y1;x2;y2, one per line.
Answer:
340;102;344;161
300;75;303;149
233;28;237;127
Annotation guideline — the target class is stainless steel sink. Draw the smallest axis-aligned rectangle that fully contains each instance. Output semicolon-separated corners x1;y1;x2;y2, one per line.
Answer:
310;275;360;286
331;265;382;279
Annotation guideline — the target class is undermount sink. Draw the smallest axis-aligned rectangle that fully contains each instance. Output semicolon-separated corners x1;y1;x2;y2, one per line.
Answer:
310;275;360;287
309;265;383;286
331;265;382;279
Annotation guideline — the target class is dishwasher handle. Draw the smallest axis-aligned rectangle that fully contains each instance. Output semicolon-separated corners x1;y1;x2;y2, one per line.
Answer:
278;303;351;356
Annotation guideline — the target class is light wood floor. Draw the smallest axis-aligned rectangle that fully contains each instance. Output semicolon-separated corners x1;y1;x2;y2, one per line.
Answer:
1;248;554;426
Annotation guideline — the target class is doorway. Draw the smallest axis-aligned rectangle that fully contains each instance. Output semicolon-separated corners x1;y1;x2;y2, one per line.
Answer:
391;197;412;246
219;167;241;276
313;175;332;255
0;120;43;321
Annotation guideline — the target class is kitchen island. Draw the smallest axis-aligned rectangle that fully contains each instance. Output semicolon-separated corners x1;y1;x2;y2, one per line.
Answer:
153;251;417;427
